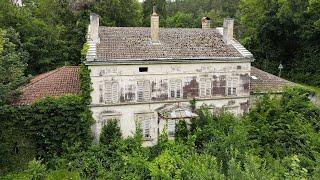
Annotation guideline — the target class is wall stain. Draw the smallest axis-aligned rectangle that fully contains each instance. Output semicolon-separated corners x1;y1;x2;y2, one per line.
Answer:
183;77;199;99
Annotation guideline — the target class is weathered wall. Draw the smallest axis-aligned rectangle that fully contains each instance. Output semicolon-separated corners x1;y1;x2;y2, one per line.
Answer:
89;61;251;146
91;97;250;146
89;62;251;104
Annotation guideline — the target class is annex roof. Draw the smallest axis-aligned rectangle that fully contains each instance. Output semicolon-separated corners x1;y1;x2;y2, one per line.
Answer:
95;27;244;61
13;66;80;105
250;67;295;93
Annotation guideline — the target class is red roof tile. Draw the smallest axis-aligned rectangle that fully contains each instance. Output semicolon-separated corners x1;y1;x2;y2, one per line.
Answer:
13;66;81;105
250;67;295;93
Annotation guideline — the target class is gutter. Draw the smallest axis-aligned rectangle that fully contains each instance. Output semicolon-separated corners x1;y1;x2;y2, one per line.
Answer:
85;57;255;66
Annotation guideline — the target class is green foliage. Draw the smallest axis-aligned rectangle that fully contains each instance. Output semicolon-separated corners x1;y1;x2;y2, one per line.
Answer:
166;11;197;28
0;28;28;106
0;0;88;75
0;95;93;175
45;169;80;180
3;160;80;180
246;88;320;160
100;119;122;145
93;0;142;27
30;95;93;159
0;105;35;175
175;120;189;142
3;160;46;180
239;0;320;86
2;88;319;179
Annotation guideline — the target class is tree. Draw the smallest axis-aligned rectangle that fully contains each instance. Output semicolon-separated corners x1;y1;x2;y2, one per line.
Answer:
100;119;122;146
246;88;320;170
0;0;88;75
93;0;142;27
239;0;320;86
166;12;197;28
175;120;189;142
0;28;28;105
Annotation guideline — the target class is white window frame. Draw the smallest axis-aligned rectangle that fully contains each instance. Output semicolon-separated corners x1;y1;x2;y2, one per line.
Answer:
136;113;153;140
99;112;121;127
167;119;176;137
137;80;151;102
199;78;212;98
169;79;182;99
227;77;238;96
105;81;119;104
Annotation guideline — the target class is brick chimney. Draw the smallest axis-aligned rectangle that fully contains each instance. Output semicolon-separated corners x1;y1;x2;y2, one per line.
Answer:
150;6;160;43
89;13;100;44
202;17;211;29
223;18;234;44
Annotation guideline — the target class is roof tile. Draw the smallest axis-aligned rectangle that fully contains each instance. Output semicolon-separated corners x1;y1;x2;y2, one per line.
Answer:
13;66;80;105
96;27;243;61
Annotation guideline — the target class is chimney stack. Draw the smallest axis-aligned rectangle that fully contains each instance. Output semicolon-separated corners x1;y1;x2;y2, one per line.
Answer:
151;6;160;43
202;17;211;29
89;13;100;44
223;18;234;44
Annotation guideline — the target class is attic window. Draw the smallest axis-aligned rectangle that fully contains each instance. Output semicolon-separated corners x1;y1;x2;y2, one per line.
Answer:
139;67;148;72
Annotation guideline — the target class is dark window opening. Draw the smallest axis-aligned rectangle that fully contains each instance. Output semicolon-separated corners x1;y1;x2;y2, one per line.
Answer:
139;67;148;72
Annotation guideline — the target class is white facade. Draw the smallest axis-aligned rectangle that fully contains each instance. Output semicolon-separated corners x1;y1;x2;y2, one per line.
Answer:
89;61;251;146
86;11;254;146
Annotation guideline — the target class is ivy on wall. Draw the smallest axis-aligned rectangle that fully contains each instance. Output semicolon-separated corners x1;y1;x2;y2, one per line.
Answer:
0;43;94;175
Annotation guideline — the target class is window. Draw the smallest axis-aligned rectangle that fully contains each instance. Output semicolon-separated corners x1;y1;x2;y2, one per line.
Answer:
136;114;153;139
226;106;239;115
100;115;121;127
137;80;151;102
227;77;238;96
199;78;212;98
167;119;176;137
139;67;148;72
169;79;182;99
99;84;104;103
105;81;119;103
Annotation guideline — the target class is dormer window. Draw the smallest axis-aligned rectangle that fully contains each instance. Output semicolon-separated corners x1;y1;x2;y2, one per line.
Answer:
139;67;148;72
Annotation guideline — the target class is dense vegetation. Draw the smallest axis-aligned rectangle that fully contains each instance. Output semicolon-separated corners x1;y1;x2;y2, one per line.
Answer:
1;88;320;179
0;0;319;179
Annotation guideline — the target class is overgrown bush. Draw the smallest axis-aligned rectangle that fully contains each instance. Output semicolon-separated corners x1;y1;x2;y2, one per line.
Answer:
0;95;93;175
100;119;122;146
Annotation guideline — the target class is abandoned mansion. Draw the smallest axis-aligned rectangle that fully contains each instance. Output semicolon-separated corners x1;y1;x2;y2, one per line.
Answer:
14;8;295;146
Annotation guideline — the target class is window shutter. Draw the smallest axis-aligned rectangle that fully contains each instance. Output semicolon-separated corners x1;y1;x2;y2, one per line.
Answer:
199;78;206;98
137;81;144;102
144;81;151;101
111;83;119;103
137;80;150;102
141;116;151;138
170;80;176;98
176;80;182;98
205;79;211;97
167;120;176;137
99;84;104;103
105;82;112;103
